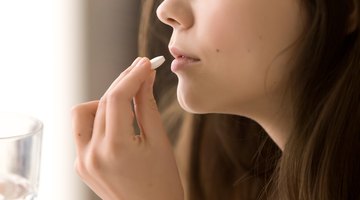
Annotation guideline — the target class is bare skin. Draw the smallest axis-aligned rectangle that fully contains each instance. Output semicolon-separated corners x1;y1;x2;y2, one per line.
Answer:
71;58;184;200
72;0;307;198
156;0;305;149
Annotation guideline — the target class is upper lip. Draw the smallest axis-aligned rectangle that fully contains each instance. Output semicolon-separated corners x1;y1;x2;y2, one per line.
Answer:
169;47;201;61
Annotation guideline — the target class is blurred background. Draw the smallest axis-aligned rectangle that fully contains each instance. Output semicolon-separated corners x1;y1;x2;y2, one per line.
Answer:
0;0;141;199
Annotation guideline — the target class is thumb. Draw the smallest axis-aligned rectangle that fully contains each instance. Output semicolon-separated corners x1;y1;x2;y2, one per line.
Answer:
133;70;166;141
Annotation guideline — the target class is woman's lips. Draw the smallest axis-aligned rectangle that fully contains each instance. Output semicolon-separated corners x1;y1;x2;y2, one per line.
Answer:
169;47;201;71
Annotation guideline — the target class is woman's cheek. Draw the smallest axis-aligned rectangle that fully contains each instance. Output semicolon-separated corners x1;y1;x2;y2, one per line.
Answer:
204;19;252;56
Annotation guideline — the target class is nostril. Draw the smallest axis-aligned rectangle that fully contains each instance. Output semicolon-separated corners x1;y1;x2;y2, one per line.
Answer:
156;1;193;29
167;18;179;25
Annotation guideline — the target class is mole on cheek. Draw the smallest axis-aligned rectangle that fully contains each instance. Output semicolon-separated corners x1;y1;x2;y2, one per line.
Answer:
216;49;220;53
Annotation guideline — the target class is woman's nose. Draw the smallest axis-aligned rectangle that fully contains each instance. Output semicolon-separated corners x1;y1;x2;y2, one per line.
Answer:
156;0;194;30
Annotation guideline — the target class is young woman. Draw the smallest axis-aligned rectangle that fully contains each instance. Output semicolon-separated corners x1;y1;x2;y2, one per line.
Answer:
71;0;360;199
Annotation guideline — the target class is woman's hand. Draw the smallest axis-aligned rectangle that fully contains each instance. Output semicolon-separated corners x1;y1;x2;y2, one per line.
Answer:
71;57;184;200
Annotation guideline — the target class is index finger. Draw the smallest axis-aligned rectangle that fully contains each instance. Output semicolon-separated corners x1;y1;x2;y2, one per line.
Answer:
105;57;153;141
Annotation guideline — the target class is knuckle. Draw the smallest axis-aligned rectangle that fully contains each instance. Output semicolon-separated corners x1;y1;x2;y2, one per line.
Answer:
104;146;119;163
71;102;94;117
105;140;122;155
74;158;88;178
108;88;129;103
106;141;119;151
74;143;106;180
98;97;107;109
107;90;121;102
103;144;130;168
71;104;84;117
85;151;102;174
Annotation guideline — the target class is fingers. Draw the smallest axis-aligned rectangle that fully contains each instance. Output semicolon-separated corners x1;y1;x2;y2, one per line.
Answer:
92;57;141;140
80;57;156;143
105;57;153;141
71;101;99;153
133;70;166;143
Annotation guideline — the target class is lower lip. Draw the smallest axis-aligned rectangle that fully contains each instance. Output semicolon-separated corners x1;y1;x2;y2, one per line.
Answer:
171;57;200;72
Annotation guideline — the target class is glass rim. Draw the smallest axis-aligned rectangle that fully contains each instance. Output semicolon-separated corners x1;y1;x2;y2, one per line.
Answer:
0;112;43;140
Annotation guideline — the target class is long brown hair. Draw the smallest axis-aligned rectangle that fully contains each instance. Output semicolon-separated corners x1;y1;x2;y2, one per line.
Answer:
277;0;360;199
138;0;360;199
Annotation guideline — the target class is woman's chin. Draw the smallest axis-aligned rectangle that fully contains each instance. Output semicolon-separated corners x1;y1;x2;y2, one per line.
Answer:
176;89;210;114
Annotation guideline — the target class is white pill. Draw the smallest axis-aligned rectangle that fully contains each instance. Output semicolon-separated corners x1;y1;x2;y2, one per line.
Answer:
150;56;166;70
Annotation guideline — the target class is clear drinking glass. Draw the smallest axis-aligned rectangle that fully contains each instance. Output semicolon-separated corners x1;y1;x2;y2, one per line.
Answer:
0;113;43;200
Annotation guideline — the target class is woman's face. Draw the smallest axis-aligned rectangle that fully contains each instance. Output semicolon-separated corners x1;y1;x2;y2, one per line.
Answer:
157;0;305;118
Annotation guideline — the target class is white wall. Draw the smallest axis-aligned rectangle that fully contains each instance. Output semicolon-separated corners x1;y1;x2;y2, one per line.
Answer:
0;0;88;199
85;0;141;100
0;0;141;199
